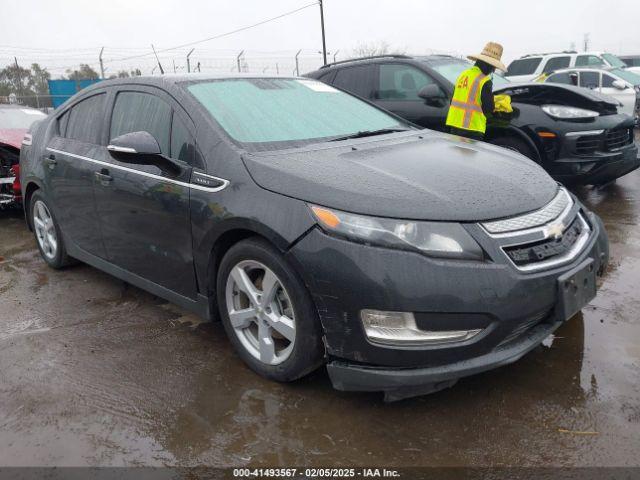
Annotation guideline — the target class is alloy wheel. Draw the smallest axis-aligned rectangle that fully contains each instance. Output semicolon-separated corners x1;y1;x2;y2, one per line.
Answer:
225;260;296;365
33;200;58;260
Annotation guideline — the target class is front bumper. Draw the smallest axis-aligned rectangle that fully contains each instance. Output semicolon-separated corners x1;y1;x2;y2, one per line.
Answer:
288;209;609;396
552;142;639;186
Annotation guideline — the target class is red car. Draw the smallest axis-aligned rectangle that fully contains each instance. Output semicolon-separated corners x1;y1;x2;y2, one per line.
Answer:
0;105;47;208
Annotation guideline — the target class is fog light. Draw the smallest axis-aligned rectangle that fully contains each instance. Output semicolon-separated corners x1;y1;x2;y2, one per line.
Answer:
360;309;482;346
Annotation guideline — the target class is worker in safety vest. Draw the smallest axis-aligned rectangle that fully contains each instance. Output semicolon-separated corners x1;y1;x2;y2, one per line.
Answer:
446;42;507;141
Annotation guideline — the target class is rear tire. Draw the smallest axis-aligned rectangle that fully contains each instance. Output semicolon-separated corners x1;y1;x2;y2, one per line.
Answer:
217;237;324;382
29;190;72;269
491;136;537;161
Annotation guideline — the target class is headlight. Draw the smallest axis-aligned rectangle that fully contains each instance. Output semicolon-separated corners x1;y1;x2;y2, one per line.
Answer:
542;104;599;119
309;205;484;260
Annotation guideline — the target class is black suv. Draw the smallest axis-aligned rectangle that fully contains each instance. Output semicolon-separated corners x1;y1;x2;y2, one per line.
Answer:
21;75;609;400
306;54;639;186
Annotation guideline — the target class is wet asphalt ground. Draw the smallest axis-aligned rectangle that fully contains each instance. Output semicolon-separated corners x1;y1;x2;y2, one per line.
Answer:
1;148;640;468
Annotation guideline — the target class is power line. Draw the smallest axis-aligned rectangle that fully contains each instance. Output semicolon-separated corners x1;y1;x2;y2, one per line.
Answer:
104;1;319;64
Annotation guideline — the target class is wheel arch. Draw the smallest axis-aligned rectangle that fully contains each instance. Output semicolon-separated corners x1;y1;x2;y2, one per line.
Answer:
202;220;290;309
23;180;43;230
486;126;542;163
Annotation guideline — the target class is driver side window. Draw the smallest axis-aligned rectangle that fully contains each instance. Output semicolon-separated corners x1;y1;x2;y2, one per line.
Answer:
110;91;171;155
377;64;435;101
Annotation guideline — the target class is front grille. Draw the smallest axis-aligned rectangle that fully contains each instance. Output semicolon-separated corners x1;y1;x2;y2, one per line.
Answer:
504;216;583;267
605;128;633;150
575;135;601;155
482;188;571;234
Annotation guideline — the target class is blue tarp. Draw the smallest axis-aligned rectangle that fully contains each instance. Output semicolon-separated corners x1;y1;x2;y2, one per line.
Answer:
47;79;102;108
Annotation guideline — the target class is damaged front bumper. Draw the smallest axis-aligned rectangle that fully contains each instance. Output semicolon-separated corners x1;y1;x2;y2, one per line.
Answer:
0;176;17;206
288;208;609;400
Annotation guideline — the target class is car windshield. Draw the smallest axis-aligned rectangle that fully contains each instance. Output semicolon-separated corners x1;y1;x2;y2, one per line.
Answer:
602;53;627;68
609;68;640;85
427;59;511;89
186;78;407;151
0;107;46;129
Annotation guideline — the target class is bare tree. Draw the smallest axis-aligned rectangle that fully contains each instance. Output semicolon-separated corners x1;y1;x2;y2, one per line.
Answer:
351;41;406;58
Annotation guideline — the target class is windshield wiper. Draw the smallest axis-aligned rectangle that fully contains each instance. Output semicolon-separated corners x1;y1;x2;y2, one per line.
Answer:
327;128;412;142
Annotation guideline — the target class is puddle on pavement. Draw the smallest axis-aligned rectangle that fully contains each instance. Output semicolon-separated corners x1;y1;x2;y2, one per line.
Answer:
1;168;639;467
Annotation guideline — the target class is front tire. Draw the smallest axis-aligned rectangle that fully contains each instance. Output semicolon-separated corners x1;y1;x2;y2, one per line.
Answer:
217;238;324;382
29;190;72;269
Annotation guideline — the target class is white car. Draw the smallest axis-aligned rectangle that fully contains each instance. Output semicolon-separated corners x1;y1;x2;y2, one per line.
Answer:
506;51;629;83
541;67;640;121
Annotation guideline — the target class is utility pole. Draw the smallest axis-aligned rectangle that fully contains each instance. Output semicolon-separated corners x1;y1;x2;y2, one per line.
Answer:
319;0;327;65
14;57;22;101
583;33;590;52
333;49;340;62
151;44;164;74
187;48;195;73
236;50;244;73
197;62;201;73
294;49;302;76
173;59;176;73
99;47;105;79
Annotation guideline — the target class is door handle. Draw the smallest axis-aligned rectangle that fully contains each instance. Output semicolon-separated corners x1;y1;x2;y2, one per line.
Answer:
94;168;113;185
44;154;57;168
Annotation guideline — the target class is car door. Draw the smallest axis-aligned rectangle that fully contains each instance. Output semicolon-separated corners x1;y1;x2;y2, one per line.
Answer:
94;86;198;299
44;92;107;258
373;63;447;130
601;73;636;117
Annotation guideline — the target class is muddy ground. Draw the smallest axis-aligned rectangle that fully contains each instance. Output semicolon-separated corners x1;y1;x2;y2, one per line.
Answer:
1;164;639;467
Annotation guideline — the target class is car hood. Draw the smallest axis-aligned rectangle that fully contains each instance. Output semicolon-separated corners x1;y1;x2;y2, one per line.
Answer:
242;132;558;222
0;129;26;149
495;82;620;114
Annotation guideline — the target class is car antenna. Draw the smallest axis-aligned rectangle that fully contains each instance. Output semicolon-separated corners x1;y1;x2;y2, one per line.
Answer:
151;44;165;74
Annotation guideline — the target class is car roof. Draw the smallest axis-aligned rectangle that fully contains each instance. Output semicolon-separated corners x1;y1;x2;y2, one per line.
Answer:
550;66;619;74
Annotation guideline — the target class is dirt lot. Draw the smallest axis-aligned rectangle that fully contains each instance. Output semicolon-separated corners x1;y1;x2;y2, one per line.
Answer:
1;165;639;467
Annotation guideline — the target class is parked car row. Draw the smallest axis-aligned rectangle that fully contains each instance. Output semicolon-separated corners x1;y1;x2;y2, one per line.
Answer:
305;54;639;186
505;50;630;82
19;73;612;399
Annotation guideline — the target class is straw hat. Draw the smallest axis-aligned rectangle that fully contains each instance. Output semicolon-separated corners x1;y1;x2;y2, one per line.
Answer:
468;42;507;72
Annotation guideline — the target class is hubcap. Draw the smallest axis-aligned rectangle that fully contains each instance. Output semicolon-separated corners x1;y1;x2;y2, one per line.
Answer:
33;200;58;260
225;260;296;365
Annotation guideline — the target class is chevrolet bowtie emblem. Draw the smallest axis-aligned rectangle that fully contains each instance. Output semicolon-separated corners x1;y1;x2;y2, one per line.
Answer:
546;222;565;240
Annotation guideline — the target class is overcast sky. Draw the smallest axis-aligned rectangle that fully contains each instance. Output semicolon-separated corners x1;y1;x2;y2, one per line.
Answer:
1;0;639;77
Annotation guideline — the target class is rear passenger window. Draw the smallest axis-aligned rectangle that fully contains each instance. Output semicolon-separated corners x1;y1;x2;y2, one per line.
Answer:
110;92;171;155
377;64;435;101
542;56;570;73
65;94;105;144
506;58;542;76
579;71;600;89
332;65;373;99
576;55;604;67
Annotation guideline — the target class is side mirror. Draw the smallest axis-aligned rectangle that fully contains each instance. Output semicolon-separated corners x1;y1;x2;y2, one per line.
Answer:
108;131;180;175
612;79;627;90
418;84;446;101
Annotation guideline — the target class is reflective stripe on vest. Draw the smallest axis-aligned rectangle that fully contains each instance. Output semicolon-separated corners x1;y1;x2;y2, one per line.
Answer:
445;66;489;133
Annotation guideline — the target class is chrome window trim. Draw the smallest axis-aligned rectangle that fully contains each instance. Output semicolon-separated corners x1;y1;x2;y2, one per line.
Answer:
500;213;592;273
482;188;573;237
46;147;229;193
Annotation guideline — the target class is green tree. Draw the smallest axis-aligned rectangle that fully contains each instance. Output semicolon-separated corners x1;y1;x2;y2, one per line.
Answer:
0;62;32;97
30;63;51;95
65;64;99;80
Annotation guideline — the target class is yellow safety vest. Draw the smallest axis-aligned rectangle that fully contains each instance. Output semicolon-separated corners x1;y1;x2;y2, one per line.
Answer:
445;66;490;134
